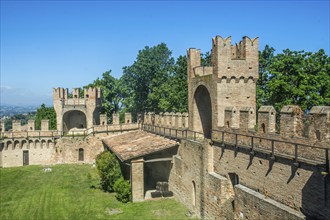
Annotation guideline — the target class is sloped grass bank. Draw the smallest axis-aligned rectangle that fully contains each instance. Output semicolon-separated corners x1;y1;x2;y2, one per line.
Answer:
0;164;191;220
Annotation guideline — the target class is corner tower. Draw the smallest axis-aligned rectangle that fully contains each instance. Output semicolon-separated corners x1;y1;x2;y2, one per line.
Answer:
53;87;101;133
188;36;259;136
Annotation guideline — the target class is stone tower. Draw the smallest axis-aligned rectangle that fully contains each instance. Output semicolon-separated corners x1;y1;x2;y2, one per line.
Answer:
53;87;101;133
188;36;259;137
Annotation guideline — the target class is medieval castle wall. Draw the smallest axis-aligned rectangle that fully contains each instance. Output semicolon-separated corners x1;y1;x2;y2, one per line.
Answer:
0;112;138;168
143;35;329;219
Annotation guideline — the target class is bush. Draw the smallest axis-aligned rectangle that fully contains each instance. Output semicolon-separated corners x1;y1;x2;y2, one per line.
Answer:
113;177;131;203
96;151;122;192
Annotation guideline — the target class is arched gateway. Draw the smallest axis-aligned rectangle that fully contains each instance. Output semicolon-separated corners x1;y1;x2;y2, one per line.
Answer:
193;85;212;138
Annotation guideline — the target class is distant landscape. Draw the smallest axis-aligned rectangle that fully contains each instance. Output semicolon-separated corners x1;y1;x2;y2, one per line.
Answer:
0;104;40;118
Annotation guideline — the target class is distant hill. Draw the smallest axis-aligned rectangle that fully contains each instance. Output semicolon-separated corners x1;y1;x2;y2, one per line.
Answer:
0;104;39;118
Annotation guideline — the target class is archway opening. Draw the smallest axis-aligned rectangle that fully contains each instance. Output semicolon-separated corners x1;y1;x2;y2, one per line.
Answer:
63;110;87;134
193;85;212;138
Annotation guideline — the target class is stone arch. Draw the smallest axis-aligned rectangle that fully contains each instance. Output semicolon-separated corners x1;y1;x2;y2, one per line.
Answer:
193;85;212;138
35;139;40;148
14;140;20;149
6;141;12;150
21;140;27;149
47;139;53;148
41;139;47;149
62;110;87;134
28;140;34;149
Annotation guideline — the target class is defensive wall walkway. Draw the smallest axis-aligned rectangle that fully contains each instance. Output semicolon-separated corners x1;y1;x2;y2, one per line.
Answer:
141;124;330;174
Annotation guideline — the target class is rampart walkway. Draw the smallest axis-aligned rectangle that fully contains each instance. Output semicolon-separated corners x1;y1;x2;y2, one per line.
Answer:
141;124;329;173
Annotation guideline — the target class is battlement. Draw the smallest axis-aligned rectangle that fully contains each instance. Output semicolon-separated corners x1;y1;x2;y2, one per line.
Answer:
187;36;258;81
53;87;101;102
222;105;330;143
143;112;189;129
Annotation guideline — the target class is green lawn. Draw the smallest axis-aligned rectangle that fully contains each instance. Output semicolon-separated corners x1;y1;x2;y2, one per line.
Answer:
0;164;192;220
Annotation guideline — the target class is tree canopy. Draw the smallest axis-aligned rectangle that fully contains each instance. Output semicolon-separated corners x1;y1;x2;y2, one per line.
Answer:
35;104;56;130
257;46;330;112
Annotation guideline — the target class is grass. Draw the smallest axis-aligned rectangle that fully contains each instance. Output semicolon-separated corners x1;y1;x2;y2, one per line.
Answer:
0;164;192;220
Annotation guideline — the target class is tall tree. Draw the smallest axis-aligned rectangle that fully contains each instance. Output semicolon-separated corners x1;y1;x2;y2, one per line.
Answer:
35;104;56;130
257;45;275;109
86;71;122;120
120;43;175;115
158;55;188;112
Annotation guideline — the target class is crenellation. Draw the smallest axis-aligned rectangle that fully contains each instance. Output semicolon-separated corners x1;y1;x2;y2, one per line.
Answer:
0;120;4;132
125;113;132;124
41;120;49;131
224;107;239;129
239;107;256;131
100;114;107;125
112;113;119;125
308;106;330;142
258;106;276;134
12;120;21;132
28;120;35;131
280;105;304;137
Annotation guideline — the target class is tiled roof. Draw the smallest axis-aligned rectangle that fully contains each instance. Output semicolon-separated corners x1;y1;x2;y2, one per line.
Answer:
102;130;178;162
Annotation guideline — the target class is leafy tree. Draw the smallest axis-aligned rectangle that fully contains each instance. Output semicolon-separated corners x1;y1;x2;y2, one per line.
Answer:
120;43;175;115
86;71;122;121
113;177;131;203
257;45;275;109
158;55;188;112
201;51;212;66
95;151;122;192
257;47;330;112
35;104;56;130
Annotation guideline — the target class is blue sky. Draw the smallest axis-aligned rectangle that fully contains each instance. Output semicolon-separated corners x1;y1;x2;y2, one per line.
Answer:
1;1;329;106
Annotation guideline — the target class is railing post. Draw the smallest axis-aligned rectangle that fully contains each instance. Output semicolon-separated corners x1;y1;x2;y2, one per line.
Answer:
293;144;299;167
221;131;225;148
270;140;275;160
250;136;254;155
194;131;196;141
107;124;109;135
325;149;329;173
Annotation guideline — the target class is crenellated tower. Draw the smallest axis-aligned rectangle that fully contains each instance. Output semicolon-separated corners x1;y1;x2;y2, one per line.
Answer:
188;35;259;136
53;87;101;133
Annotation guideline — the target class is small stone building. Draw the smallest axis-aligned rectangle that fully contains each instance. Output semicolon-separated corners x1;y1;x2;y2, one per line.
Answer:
102;130;178;202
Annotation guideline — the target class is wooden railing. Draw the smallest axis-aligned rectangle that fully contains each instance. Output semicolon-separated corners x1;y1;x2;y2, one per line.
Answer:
142;124;204;143
141;124;329;172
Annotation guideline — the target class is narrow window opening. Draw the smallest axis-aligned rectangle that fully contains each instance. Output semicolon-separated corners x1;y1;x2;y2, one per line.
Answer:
192;181;196;207
315;130;321;141
261;123;266;133
79;148;84;161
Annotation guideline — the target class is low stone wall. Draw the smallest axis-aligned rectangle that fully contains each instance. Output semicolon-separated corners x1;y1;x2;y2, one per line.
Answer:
51;136;104;164
0;136;104;167
234;184;305;220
